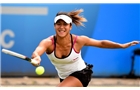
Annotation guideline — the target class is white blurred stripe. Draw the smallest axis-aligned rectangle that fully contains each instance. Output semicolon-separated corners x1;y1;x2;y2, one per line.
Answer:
1;6;48;15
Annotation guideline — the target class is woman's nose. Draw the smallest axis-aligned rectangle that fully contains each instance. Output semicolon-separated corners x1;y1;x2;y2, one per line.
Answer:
60;25;64;28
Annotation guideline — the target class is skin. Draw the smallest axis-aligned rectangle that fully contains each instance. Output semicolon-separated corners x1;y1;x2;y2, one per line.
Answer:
31;19;140;87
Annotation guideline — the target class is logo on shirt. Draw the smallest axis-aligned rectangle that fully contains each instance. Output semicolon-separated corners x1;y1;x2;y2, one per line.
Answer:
73;57;78;61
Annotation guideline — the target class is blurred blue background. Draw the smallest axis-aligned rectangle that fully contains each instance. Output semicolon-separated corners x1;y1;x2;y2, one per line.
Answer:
1;4;140;77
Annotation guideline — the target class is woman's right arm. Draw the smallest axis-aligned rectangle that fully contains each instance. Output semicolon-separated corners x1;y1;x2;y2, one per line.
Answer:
31;38;52;66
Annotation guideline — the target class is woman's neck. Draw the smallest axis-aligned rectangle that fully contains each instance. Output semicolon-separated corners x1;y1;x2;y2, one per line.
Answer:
55;34;71;46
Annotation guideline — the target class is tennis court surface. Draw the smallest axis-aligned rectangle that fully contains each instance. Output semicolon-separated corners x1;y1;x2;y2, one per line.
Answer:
1;77;140;87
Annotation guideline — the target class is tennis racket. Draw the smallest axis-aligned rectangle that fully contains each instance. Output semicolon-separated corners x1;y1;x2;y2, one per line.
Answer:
2;49;39;66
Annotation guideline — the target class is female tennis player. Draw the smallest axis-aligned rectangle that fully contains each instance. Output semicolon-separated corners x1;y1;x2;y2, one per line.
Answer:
31;9;139;87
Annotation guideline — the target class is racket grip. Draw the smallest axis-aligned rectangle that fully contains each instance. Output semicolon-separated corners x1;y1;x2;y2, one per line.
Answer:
25;57;32;62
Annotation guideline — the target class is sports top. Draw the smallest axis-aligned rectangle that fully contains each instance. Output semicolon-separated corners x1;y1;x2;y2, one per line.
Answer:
46;34;86;79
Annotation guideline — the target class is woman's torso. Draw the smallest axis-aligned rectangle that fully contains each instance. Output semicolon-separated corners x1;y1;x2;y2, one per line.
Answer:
46;34;86;79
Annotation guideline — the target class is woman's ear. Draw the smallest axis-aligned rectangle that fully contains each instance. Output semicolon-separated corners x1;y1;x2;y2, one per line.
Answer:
70;24;72;30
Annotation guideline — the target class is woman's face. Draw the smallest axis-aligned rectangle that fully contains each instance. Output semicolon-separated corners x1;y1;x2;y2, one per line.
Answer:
54;19;72;37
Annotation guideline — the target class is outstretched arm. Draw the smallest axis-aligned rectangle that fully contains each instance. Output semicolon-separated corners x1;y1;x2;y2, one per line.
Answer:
95;40;139;48
80;36;139;49
31;38;52;66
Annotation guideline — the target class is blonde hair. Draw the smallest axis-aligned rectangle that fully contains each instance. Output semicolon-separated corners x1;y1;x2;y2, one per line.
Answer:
56;9;87;27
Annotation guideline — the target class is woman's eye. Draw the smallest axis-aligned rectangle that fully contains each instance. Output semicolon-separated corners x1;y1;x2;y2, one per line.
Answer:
56;23;61;25
64;23;68;26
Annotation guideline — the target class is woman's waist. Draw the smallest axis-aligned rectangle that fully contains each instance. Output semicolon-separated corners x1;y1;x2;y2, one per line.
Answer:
54;60;86;73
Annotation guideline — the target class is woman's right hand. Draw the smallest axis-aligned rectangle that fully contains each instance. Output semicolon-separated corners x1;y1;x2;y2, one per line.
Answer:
31;56;41;67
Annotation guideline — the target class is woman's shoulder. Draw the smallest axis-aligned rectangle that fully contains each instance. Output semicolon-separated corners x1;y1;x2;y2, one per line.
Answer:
71;34;88;43
47;35;54;39
71;34;88;40
40;35;55;44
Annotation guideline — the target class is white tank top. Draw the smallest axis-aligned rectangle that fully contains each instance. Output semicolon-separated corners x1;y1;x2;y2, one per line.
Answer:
46;35;86;79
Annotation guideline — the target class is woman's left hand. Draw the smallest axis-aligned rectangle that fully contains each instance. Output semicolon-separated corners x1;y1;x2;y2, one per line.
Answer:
122;41;140;48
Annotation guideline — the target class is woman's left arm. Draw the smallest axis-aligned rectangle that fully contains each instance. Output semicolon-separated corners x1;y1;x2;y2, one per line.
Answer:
98;40;139;48
80;36;140;49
